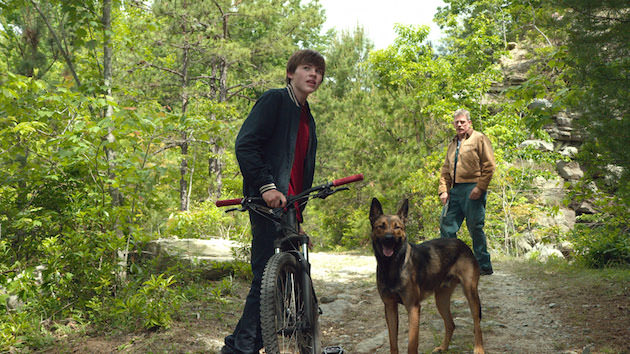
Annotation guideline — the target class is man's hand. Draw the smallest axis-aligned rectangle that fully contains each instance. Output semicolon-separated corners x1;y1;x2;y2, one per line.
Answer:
469;186;483;200
439;192;449;205
262;189;286;208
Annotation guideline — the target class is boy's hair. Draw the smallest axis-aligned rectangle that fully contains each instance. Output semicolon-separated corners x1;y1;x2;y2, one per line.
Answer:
286;49;326;84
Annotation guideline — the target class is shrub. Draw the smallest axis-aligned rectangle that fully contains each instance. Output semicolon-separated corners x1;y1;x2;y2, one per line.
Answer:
164;201;249;240
571;192;630;268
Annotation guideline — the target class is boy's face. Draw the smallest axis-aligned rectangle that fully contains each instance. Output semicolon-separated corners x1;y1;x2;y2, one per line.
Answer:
287;63;323;99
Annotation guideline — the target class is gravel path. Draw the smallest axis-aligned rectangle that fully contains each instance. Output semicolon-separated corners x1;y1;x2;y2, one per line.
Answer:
309;253;578;353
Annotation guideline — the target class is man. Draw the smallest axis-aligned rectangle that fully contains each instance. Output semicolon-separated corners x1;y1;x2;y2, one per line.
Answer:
221;49;325;354
438;109;495;275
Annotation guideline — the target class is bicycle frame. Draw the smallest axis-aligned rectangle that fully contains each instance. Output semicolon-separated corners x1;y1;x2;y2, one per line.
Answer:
216;174;363;353
216;173;364;263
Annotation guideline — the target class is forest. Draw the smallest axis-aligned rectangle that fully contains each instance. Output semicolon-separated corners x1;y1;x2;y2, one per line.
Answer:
0;0;628;350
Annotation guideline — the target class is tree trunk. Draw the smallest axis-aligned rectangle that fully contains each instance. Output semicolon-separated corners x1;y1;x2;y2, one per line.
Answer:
180;132;189;211
102;0;126;281
179;46;190;211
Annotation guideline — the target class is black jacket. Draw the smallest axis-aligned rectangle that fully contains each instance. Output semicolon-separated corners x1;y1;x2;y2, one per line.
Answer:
235;85;317;198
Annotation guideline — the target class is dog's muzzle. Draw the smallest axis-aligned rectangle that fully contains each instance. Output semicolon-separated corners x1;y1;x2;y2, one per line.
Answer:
380;234;398;257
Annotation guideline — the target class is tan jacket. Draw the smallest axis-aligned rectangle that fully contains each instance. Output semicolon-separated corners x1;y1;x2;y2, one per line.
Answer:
438;130;495;195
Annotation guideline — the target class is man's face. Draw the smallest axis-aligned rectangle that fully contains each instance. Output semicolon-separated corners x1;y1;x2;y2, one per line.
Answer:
287;63;323;98
453;114;472;137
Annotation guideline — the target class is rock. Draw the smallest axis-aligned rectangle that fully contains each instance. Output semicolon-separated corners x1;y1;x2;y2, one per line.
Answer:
559;241;575;258
526;244;564;262
319;299;352;320
533;176;566;205
6;294;23;311
559;146;578;158
555;112;573;127
535;207;575;233
604;164;624;187
571;200;597;215
528;98;552;111
519;139;554;152
516;237;534;253
556;161;584;181
320;295;336;304
143;238;244;280
145;238;239;262
354;330;388;353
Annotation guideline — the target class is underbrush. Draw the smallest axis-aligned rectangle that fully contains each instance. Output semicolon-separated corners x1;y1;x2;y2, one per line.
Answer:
0;257;251;352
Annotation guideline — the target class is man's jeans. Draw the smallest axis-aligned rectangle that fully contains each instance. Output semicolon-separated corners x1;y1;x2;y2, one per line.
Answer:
223;211;278;353
440;182;493;271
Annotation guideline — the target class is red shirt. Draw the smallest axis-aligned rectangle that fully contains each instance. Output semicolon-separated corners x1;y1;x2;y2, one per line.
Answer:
288;106;310;221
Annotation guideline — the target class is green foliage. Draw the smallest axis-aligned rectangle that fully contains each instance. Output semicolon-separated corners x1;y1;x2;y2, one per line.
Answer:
570;190;630;268
127;274;181;330
1;0;628;349
164;201;249;240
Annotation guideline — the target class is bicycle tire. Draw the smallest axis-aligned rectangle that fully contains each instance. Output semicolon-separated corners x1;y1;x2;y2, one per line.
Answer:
260;252;320;354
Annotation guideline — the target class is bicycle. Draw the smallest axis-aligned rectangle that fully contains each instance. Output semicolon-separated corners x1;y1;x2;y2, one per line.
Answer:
216;174;363;354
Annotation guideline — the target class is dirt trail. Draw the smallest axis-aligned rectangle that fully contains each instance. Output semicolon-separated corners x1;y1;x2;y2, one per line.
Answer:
309;253;577;353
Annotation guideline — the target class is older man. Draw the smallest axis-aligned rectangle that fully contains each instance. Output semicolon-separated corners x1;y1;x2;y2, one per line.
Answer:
438;109;495;275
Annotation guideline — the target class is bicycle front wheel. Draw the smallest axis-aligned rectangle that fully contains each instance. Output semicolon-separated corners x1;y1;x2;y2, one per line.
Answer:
260;252;320;354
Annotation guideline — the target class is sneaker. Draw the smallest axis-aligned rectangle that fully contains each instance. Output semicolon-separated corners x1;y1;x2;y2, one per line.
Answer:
219;346;234;354
480;268;493;276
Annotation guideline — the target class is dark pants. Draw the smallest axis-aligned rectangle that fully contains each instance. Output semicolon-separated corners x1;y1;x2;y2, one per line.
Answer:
223;211;278;354
440;183;493;271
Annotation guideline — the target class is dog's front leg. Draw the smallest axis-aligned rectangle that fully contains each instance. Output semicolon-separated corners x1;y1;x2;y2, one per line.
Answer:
406;303;420;354
383;299;399;354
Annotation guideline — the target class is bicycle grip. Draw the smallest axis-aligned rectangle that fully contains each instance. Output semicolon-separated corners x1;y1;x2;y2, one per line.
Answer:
215;198;242;207
332;174;364;186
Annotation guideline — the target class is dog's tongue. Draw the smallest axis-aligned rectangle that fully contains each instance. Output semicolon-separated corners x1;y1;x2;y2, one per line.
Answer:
383;246;394;257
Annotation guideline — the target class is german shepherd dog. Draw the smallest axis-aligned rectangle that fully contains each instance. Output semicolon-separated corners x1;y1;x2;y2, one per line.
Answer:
369;198;484;354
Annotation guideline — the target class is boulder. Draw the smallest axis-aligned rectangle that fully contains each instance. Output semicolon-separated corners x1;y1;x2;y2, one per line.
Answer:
556;160;584;181
145;238;238;262
528;98;552;111
604;164;624;187
519;139;554;152
535;207;576;233
532;176;566;205
526;244;564;262
570;200;597;215
144;238;243;280
558;146;578;158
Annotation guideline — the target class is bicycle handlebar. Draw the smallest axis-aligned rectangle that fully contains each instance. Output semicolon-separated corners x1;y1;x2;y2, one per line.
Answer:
215;173;364;208
215;198;243;207
332;174;363;187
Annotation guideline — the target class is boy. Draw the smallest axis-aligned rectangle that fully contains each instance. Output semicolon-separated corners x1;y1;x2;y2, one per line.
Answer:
221;49;325;354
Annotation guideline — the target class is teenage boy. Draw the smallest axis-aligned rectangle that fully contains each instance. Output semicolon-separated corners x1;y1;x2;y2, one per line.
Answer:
221;49;325;354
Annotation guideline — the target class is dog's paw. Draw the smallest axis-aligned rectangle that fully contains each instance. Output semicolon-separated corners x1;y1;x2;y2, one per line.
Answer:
473;347;485;354
432;346;447;353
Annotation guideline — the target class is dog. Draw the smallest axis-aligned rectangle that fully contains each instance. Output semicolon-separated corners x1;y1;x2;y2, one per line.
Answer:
369;198;484;354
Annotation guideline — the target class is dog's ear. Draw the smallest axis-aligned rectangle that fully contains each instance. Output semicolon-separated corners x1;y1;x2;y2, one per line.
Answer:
369;198;383;226
397;198;409;224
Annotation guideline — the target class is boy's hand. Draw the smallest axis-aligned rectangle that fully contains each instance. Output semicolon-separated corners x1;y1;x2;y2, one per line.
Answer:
262;189;286;208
